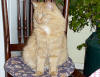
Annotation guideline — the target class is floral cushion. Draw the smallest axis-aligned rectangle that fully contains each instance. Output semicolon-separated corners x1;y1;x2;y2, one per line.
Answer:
4;56;75;77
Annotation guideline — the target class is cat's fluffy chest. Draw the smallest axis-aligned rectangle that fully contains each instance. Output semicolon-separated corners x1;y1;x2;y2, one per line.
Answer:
41;26;51;35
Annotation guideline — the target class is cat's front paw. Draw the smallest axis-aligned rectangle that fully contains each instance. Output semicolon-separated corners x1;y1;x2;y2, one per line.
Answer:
50;71;57;77
36;71;44;76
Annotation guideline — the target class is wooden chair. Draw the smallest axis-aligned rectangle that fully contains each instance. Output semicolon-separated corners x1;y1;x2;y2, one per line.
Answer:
1;0;85;77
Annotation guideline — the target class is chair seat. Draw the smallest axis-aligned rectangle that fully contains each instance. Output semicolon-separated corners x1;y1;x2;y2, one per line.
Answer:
4;56;75;77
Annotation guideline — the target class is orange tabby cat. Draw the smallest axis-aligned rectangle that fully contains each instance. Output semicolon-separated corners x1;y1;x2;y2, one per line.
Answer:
23;1;68;76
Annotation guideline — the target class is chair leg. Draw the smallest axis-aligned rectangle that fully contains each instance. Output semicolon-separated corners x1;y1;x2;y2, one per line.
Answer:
71;69;85;77
6;73;12;77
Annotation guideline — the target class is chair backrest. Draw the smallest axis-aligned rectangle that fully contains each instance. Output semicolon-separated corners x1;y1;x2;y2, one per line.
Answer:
1;0;69;61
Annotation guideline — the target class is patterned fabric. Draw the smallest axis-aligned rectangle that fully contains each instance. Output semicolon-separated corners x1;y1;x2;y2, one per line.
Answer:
4;57;75;77
89;69;100;77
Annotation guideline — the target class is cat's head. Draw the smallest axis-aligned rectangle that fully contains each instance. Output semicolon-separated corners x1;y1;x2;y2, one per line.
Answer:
32;1;62;25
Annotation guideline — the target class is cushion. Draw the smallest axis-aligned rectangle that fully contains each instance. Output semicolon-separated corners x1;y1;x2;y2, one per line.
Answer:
4;57;75;77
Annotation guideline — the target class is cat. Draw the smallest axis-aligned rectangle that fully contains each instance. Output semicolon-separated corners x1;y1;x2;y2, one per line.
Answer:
22;1;68;76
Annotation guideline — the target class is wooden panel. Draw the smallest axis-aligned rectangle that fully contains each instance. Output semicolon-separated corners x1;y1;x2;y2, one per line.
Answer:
72;69;85;77
17;0;21;43
23;0;28;43
1;0;11;61
6;73;12;77
10;44;25;51
29;0;34;36
63;0;70;34
1;0;11;77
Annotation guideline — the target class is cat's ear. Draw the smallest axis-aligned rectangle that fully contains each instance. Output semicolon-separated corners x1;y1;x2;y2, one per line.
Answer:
46;2;53;10
32;1;38;8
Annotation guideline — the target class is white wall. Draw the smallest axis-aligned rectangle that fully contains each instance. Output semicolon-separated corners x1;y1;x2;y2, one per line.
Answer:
8;0;29;44
0;0;5;77
8;0;22;56
8;0;18;44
